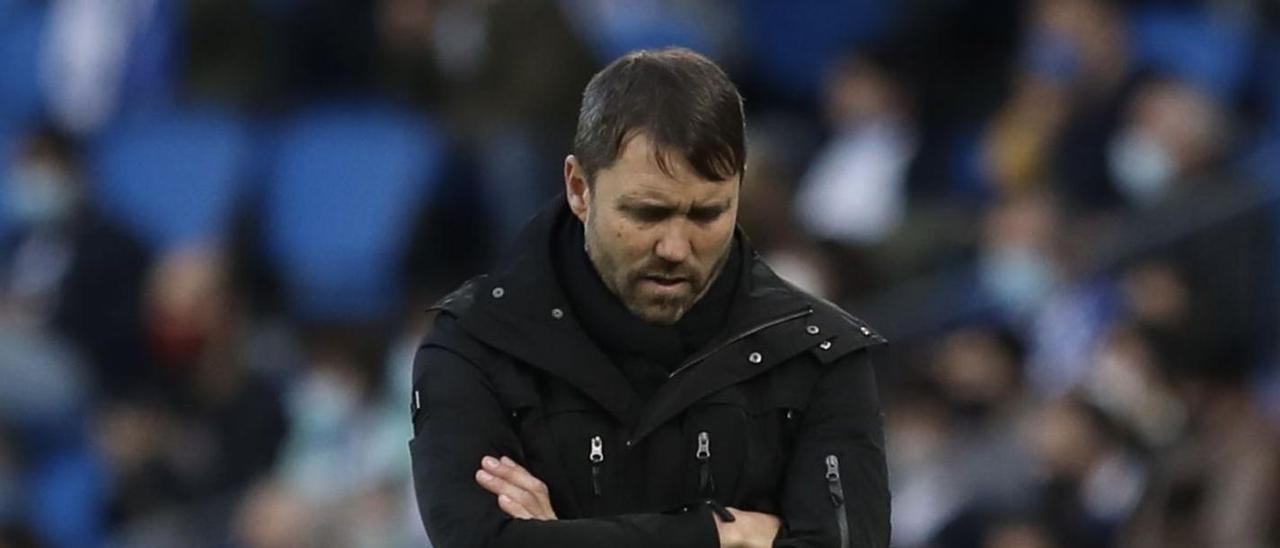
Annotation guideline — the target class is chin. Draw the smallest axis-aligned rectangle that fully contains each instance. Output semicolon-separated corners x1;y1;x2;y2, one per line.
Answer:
642;313;682;326
629;302;687;326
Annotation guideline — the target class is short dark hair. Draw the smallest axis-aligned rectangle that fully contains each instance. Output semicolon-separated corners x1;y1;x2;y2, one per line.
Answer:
572;47;746;184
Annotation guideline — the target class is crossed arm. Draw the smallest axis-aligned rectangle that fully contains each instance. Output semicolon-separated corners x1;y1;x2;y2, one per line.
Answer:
472;454;782;547
411;318;889;547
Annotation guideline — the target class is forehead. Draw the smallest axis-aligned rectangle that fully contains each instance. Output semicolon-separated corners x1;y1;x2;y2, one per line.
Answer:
594;133;739;203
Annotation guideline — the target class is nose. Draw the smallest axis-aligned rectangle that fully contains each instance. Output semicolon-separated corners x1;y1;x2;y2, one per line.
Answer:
654;225;692;264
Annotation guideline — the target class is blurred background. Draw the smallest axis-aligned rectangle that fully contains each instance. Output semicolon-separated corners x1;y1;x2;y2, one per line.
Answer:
0;0;1278;546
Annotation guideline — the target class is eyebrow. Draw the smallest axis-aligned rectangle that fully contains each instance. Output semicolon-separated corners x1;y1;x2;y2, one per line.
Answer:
689;200;731;213
617;194;731;209
616;190;672;205
616;197;732;219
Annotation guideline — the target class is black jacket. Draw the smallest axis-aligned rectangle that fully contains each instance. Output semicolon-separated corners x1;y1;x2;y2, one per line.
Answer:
409;200;890;547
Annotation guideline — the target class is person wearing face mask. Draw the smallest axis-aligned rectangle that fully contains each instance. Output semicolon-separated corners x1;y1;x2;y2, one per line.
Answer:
1106;78;1278;376
1;124;152;399
409;48;890;548
1105;78;1229;210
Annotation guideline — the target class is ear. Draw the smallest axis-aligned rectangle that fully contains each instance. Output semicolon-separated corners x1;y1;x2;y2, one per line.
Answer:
564;155;591;223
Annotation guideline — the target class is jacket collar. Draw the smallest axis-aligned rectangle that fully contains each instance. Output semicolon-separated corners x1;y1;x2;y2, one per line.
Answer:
432;197;878;435
555;206;743;370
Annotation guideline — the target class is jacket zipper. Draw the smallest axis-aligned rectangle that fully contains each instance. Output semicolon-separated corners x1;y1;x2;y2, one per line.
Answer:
589;435;604;497
825;454;849;548
667;307;814;379
696;431;715;496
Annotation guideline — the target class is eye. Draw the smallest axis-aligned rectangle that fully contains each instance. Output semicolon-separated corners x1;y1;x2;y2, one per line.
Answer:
625;205;672;223
688;206;725;223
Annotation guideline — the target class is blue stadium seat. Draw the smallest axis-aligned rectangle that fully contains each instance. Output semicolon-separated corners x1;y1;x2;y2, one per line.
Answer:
1244;134;1280;188
0;0;24;20
1265;36;1280;148
0;2;46;131
738;0;891;100
1129;8;1251;100
264;103;444;322
89;107;253;251
560;0;714;63
0;0;47;219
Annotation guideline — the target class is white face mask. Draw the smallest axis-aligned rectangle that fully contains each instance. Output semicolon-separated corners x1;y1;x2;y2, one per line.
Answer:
6;164;76;226
979;245;1056;317
291;368;361;436
1108;129;1176;208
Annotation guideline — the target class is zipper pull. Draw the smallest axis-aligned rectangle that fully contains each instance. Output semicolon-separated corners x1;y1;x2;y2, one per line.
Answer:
696;431;711;460
825;454;844;507
696;431;715;495
589;435;604;497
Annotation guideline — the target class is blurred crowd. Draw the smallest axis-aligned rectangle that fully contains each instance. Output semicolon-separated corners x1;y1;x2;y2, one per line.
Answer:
1;0;1279;547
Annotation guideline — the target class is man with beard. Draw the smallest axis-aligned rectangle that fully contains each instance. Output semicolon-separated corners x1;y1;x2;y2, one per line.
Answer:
410;48;889;548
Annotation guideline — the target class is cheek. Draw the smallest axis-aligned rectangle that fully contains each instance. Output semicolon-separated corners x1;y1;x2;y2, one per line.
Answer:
694;218;736;258
600;217;653;263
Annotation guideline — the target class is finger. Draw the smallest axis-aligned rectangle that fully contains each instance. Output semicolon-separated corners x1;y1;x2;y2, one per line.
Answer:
498;456;530;475
497;494;535;520
490;457;555;517
475;469;543;512
475;469;504;495
475;469;524;500
499;456;556;517
477;471;540;519
489;457;550;498
727;507;782;522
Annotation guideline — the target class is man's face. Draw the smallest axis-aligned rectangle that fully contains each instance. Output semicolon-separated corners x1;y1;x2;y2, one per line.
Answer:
565;133;740;325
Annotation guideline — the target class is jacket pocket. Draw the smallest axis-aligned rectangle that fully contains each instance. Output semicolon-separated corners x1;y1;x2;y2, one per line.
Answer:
682;401;747;504
695;430;715;497
686;383;813;509
540;393;613;518
589;434;605;498
824;454;850;548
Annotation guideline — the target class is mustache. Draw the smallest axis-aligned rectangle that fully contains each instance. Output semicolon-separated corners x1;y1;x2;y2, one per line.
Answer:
630;262;700;284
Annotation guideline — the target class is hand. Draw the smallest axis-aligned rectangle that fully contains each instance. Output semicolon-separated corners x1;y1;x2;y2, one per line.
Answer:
475;456;559;521
714;507;781;548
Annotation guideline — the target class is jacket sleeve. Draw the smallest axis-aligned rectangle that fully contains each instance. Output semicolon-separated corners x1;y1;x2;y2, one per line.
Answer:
408;318;720;548
772;348;890;548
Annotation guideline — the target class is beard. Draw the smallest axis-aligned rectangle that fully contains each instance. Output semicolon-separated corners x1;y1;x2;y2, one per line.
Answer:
583;219;732;325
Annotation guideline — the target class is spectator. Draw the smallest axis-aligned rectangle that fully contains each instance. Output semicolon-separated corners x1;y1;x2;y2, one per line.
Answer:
795;53;916;248
1123;355;1280;547
1028;396;1145;548
1111;78;1278;369
1;124;152;400
985;0;1139;211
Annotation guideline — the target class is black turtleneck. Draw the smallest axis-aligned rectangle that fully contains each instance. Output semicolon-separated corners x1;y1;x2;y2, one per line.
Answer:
554;210;741;401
